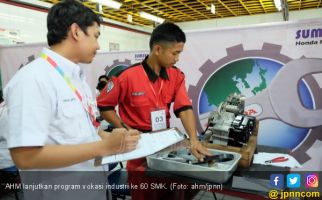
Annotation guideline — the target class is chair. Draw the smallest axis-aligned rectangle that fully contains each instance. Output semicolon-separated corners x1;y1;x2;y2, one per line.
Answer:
107;162;131;200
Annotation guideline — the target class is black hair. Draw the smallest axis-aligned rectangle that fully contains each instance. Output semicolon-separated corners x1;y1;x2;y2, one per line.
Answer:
96;81;107;92
47;0;100;46
98;75;108;82
149;22;186;50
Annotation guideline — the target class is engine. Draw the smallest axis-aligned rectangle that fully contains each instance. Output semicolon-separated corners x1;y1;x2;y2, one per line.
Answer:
204;93;256;147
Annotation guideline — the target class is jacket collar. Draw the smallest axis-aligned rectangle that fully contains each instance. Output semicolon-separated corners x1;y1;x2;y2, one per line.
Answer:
142;56;169;82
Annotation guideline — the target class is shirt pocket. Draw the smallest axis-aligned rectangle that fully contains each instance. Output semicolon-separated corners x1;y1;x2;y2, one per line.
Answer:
56;98;86;141
130;96;150;107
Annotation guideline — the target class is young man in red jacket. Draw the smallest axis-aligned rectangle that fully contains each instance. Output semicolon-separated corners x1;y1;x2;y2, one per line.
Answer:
97;22;209;199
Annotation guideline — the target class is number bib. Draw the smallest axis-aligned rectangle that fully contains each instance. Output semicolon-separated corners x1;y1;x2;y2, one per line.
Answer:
151;109;166;131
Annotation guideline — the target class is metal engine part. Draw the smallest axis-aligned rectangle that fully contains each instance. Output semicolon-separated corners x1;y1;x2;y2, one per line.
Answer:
204;93;256;147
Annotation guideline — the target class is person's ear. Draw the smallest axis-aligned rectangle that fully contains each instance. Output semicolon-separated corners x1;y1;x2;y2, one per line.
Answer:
154;44;162;56
70;23;81;40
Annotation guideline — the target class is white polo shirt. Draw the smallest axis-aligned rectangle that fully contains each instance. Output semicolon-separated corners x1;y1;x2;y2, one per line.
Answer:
4;48;102;171
4;48;108;200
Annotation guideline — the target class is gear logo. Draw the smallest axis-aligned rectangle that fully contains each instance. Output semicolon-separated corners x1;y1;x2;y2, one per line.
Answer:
188;43;322;164
104;59;131;78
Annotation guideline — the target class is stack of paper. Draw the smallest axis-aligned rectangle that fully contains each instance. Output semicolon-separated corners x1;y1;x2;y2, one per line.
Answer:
101;128;185;164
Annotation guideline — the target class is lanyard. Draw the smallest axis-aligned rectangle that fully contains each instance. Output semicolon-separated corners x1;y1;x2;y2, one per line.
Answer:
40;53;99;128
143;69;164;107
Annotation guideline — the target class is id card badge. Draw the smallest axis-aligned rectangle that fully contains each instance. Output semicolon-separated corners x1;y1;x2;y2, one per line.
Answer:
151;109;166;131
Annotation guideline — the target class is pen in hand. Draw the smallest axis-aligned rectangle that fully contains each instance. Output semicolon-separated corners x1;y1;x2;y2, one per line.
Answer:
120;122;129;131
120;122;141;146
120;122;141;139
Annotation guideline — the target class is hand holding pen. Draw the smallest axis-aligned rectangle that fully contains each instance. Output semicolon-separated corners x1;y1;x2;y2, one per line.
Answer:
120;121;130;131
118;122;141;152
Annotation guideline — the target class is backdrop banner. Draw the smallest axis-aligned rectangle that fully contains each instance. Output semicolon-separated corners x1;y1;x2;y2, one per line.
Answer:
179;18;322;171
1;18;321;170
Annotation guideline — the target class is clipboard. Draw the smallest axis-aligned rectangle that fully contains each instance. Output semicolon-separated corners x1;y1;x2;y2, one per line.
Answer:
94;128;187;166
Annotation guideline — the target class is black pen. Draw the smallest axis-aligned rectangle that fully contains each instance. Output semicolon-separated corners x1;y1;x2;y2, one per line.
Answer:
120;122;129;131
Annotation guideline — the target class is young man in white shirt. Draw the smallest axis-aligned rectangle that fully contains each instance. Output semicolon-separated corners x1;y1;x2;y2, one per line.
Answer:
4;1;140;199
0;91;20;198
0;91;14;170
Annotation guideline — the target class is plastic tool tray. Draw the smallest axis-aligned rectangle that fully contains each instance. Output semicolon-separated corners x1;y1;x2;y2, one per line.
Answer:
147;148;241;183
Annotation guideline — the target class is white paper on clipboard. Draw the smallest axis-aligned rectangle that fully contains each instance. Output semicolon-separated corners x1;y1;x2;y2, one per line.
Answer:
100;128;185;165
